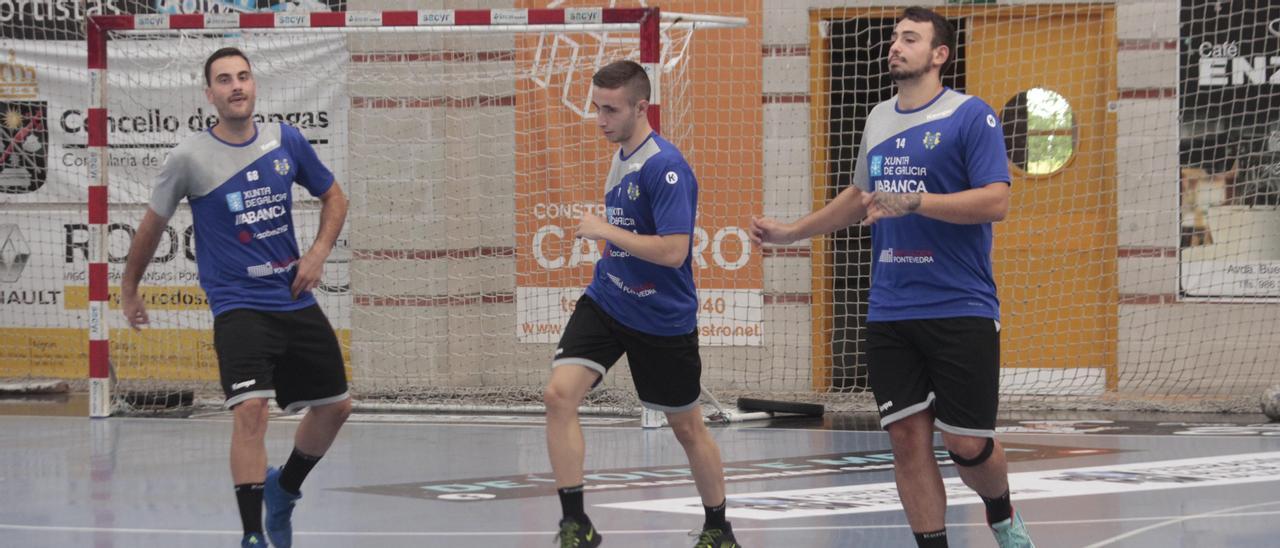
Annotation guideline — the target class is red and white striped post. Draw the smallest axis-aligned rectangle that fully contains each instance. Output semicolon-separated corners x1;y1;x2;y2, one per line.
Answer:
640;7;661;135
85;16;132;418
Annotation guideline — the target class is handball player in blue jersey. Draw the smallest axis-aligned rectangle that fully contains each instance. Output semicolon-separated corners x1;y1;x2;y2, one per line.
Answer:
121;48;351;548
542;60;741;548
750;8;1033;548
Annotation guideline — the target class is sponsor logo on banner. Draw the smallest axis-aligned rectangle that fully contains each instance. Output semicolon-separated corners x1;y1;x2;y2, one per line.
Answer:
600;451;1280;520
0;224;31;282
0;0;131;40
0;51;47;194
1180;2;1280;300
513;30;763;346
0;0;346;40
336;443;1114;503
155;0;345;15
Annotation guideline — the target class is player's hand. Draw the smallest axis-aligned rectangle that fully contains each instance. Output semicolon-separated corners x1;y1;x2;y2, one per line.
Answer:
121;291;149;330
749;216;795;246
576;211;611;241
292;251;326;299
860;192;921;226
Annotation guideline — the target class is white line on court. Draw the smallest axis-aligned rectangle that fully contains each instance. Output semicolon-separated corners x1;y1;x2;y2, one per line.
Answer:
1081;500;1280;548
4;510;1280;538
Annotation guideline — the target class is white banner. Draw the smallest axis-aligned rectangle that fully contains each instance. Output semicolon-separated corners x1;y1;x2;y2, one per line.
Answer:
1182;259;1280;298
0;209;350;330
516;287;763;346
0;34;348;204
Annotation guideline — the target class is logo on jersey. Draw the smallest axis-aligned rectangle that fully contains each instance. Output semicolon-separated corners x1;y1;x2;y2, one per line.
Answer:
246;257;298;278
226;191;245;212
665;171;679;185
239;225;289;244
878;248;935;264
869;155;883;177
987;114;997;128
235;205;287;226
923;132;941;150
627;181;640;201
274;158;291;176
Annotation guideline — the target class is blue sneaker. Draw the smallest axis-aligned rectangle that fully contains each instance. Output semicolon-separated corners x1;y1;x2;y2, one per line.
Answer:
264;467;301;548
991;510;1035;548
240;532;268;547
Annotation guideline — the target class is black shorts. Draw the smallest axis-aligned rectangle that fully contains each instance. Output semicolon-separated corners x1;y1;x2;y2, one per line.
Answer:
552;295;702;412
866;316;1000;437
213;304;350;412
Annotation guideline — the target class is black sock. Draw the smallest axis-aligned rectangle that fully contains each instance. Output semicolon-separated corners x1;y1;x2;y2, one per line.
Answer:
981;489;1013;525
914;529;947;548
703;499;727;529
234;483;264;535
558;485;587;522
278;448;322;495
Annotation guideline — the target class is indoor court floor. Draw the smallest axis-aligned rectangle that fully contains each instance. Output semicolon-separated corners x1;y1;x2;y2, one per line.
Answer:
1;396;1278;547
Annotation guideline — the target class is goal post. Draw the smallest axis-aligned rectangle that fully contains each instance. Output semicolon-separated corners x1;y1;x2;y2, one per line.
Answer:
84;8;754;418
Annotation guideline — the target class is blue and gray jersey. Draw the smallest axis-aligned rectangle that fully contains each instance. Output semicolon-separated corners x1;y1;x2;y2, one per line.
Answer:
852;88;1011;322
585;132;699;336
148;123;334;316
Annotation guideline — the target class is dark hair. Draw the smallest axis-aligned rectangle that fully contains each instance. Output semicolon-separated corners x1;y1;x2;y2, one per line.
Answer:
899;6;957;76
591;60;650;104
204;47;251;87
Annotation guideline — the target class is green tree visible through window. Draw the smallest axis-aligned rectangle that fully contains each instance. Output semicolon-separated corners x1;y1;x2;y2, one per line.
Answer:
1025;88;1074;174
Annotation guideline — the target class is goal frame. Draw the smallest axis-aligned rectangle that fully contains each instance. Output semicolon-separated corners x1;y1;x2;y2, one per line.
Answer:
83;7;746;418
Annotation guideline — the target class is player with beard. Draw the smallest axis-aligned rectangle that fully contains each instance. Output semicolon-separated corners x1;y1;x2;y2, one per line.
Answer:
750;7;1033;548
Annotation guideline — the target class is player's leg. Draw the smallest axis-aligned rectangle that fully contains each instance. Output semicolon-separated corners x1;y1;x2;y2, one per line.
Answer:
545;295;622;546
214;309;283;547
264;304;353;548
231;398;271;547
625;327;739;547
926;317;1033;548
867;320;949;547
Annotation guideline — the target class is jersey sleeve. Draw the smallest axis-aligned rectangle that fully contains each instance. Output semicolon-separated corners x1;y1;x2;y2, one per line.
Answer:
962;99;1012;188
148;148;189;218
282;123;335;197
852;129;872;192
645;158;697;236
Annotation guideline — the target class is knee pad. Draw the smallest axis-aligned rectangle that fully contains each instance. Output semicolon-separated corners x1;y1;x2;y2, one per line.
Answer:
948;437;994;467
